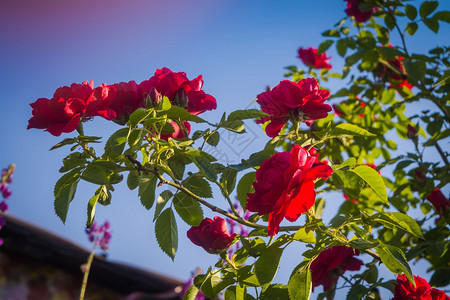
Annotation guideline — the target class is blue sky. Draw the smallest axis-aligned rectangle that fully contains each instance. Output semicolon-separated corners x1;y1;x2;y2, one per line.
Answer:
1;0;449;297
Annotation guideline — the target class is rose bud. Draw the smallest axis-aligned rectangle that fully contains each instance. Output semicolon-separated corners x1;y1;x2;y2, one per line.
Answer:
145;87;162;108
187;217;236;254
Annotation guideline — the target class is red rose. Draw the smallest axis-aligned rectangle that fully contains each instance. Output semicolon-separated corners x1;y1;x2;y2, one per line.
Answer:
27;81;94;136
298;47;332;69
393;274;434;300
431;289;450;300
107;80;145;124
139;68;216;115
187;217;236;254
246;145;333;236
427;188;450;216
345;0;375;23
311;246;363;291
256;79;331;138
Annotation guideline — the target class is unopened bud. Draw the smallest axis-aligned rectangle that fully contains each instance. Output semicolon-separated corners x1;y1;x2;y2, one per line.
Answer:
173;89;189;108
145;88;162;108
407;124;418;139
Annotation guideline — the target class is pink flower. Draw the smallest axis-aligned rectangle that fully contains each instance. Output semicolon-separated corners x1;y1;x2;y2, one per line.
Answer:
427;188;450;216
246;145;333;236
345;0;376;23
140;68;216;115
187;217;236;254
256;79;331;137
311;246;363;291
298;47;332;69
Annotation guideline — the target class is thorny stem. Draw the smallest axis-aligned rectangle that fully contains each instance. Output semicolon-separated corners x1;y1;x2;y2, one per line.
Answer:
79;244;97;300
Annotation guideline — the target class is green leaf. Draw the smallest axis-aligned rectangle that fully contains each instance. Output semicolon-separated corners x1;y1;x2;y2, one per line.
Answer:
380;88;396;105
221;120;245;133
384;14;395;30
183;175;213;198
190;156;218;181
96;185;111;206
54;168;81;223
332;169;363;199
50;138;77;150
346;285;368;300
154;190;173;221
293;228;316;243
434;11;450;23
351;165;388;205
166;106;206;123
406;22;419;35
405;5;417;20
322;29;340;37
227;109;268;121
288;266;312;300
128;108;151;127
376;244;414;285
159;96;172;111
429;267;450;287
423;18;439;33
127;128;145;149
336;39;347;57
404;60;427;82
87;193;99;227
138;173;158;210
197;272;221;299
59;152;88;173
127;170;141;190
420;1;439;18
106;128;129;155
173;193;204;226
318;40;334;54
182;285;200;300
260;284;289;300
348;239;380;250
220;168;238;196
254;245;284;287
372;212;424;239
155;208;178;260
81;164;111;185
329;123;376;138
237;172;256;209
206;131;220;147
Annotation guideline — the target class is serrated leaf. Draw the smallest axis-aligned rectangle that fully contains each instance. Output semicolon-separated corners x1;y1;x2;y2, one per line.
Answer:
237;172;256;209
206;131;220;147
183;175;213;198
329;123;375;138
87;193;99;227
222;120;245;133
173;193;204;226
166;106;206;123
54;168;81;223
293;228;316;243
155;208;178;260
50;138;77;150
127;170;141;190
190;156;218;181
154;190;173;221
404;60;427;82
348;239;380;250
106;128;129;155
128;108;151;127
81;164;111;185
372;212;424;239
159;96;172;111
346;285;368;300
138;173;158;210
220;168;238;196
182;285;200;300
288;266;312;300
59;152;88;173
254;245;284;287
351;165;388;204
336;39;347;57
127;129;145;149
376;244;414;285
227;109;268;121
96;185;111;206
420;1;439;18
332;169;363;199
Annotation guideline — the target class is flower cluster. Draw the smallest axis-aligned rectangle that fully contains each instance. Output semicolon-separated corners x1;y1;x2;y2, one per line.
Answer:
345;0;376;23
27;68;217;138
0;164;15;247
187;217;236;254
85;221;111;251
246;145;333;235
393;274;449;300
256;78;332;137
310;246;363;291
298;47;332;69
